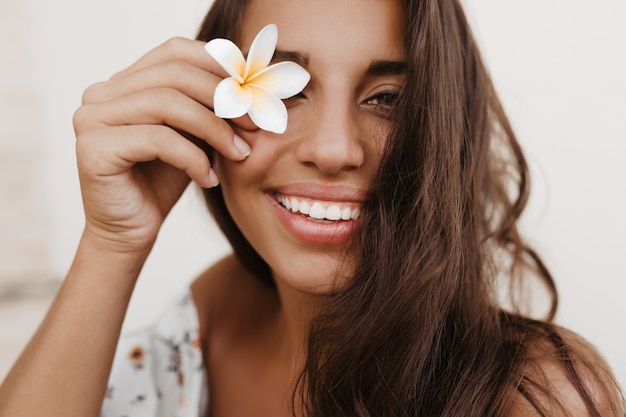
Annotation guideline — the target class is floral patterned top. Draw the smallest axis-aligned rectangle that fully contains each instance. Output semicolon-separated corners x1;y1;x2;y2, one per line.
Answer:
101;291;208;417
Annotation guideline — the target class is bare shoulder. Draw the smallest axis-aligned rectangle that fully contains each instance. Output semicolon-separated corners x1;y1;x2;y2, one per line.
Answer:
190;254;254;313
507;324;625;417
190;254;278;345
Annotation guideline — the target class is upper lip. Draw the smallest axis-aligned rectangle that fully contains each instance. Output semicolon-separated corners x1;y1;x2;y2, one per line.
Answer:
269;183;367;202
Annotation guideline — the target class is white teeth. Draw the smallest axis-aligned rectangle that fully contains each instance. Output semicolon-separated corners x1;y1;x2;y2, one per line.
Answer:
309;202;326;219
276;193;361;221
326;205;342;221
290;197;299;212
299;201;310;215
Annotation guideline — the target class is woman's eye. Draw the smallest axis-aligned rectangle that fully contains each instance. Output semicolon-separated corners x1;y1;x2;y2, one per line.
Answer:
284;92;307;107
365;92;400;112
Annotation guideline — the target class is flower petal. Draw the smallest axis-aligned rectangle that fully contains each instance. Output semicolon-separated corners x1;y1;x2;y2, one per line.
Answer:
243;24;278;79
248;61;311;99
205;39;245;82
247;85;288;134
213;77;252;119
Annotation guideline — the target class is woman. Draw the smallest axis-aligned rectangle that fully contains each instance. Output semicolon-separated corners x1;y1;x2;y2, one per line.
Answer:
0;0;623;416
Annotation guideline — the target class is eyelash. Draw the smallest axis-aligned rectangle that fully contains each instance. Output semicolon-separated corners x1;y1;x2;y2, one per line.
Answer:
283;92;307;107
364;91;400;112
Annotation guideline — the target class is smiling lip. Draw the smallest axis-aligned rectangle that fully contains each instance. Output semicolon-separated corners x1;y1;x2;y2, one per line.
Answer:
268;184;366;246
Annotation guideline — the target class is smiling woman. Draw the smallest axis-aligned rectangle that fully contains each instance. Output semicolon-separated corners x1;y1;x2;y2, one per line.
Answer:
0;0;624;416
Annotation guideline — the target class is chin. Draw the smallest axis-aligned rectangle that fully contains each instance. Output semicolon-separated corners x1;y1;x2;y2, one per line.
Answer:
271;255;355;296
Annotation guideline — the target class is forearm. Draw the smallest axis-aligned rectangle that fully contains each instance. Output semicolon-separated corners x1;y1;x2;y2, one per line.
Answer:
0;230;152;417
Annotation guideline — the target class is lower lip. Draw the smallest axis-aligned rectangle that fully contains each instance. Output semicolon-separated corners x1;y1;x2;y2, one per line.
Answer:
268;195;361;246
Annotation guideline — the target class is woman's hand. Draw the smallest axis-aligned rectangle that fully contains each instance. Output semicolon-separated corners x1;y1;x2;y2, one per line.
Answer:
73;37;254;254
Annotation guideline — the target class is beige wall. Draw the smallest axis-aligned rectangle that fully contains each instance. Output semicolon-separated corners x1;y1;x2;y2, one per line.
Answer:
0;1;52;287
1;0;625;387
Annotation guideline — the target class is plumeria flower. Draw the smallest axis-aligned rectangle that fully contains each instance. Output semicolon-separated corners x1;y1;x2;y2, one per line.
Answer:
205;24;311;134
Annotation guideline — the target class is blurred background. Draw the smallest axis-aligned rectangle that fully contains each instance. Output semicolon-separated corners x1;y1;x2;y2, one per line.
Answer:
1;0;625;388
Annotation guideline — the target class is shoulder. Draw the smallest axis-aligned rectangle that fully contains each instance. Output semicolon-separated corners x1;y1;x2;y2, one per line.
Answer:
505;322;625;417
190;254;278;346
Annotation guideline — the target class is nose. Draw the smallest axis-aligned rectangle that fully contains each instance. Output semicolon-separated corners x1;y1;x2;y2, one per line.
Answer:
294;98;365;175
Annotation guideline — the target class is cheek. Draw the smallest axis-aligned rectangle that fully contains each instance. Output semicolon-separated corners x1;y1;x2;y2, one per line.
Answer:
362;117;392;159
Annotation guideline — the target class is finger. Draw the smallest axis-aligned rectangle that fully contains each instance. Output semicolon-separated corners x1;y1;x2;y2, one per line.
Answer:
231;115;259;132
77;124;219;189
111;37;229;80
82;60;221;107
74;88;251;161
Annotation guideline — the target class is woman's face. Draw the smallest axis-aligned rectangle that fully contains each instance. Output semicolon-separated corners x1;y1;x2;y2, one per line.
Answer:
215;0;406;294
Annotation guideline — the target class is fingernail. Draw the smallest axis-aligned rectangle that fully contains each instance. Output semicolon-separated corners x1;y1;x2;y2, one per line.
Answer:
233;134;251;157
208;169;220;188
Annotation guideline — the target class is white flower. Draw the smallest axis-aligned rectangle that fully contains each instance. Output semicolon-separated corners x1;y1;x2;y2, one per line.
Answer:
205;24;311;134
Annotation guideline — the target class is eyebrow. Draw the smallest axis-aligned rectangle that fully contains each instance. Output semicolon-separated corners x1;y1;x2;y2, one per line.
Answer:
366;60;407;76
271;49;310;67
264;49;407;76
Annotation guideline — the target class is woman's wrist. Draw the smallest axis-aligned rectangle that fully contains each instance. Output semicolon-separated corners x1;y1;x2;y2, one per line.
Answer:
72;225;156;286
81;221;156;256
